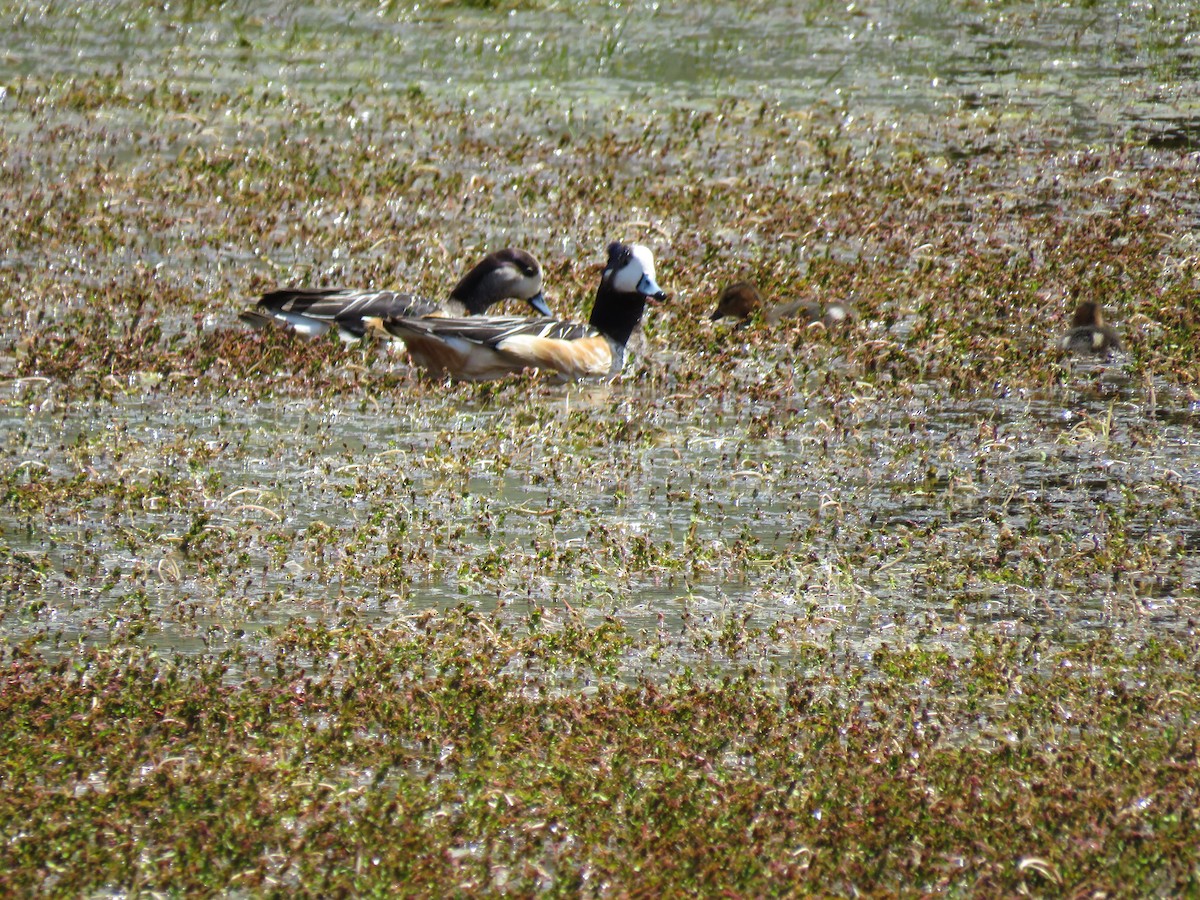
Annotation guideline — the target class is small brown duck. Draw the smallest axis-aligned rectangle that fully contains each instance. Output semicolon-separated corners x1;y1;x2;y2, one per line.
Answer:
709;281;849;328
1060;301;1120;355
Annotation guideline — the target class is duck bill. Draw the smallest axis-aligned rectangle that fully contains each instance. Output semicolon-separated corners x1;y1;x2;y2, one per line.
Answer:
526;291;552;317
637;274;667;304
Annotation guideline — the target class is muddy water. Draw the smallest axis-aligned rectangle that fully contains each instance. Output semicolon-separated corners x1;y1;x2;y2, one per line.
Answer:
1;1;1198;670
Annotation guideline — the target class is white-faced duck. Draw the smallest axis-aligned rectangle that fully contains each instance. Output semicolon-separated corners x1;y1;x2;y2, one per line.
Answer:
374;242;666;381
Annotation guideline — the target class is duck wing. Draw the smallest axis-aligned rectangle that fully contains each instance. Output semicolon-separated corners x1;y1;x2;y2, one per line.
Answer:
381;315;596;347
381;315;614;379
246;288;441;339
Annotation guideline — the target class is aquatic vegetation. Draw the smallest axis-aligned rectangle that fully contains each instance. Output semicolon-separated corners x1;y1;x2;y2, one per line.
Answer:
1;0;1199;894
3;622;1200;894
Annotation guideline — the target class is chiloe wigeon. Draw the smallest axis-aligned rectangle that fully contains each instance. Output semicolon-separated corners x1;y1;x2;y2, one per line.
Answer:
374;242;667;381
240;248;551;340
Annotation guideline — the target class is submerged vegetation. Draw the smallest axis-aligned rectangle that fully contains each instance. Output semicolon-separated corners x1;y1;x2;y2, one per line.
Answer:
1;0;1198;894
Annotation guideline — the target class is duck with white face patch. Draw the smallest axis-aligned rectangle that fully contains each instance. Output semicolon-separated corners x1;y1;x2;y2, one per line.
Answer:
239;248;551;341
376;242;667;381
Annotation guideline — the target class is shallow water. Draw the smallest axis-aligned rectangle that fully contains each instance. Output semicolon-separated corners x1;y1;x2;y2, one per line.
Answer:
1;1;1198;672
4;1;1199;138
2;363;1196;671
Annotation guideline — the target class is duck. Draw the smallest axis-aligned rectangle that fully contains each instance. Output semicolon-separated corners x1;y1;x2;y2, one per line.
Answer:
1060;301;1120;355
709;280;850;328
239;248;551;341
370;242;666;381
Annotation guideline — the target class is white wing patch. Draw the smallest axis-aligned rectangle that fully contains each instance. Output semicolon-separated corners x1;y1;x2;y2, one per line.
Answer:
272;310;334;338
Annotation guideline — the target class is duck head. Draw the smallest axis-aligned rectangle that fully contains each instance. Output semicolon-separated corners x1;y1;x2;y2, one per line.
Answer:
1070;301;1103;329
591;242;667;347
450;247;551;316
709;281;762;321
604;242;667;302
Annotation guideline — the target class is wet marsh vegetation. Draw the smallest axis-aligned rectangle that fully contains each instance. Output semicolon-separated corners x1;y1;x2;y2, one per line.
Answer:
2;0;1200;894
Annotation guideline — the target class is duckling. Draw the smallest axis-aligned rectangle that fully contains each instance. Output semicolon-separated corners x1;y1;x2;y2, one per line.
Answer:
1060;301;1120;355
709;280;849;328
374;242;666;381
240;248;551;340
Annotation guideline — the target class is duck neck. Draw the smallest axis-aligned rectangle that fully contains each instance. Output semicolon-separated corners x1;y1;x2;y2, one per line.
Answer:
448;269;500;315
589;287;646;349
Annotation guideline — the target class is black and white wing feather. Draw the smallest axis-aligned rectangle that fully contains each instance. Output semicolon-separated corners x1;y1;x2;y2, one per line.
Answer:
379;315;597;347
244;288;439;339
